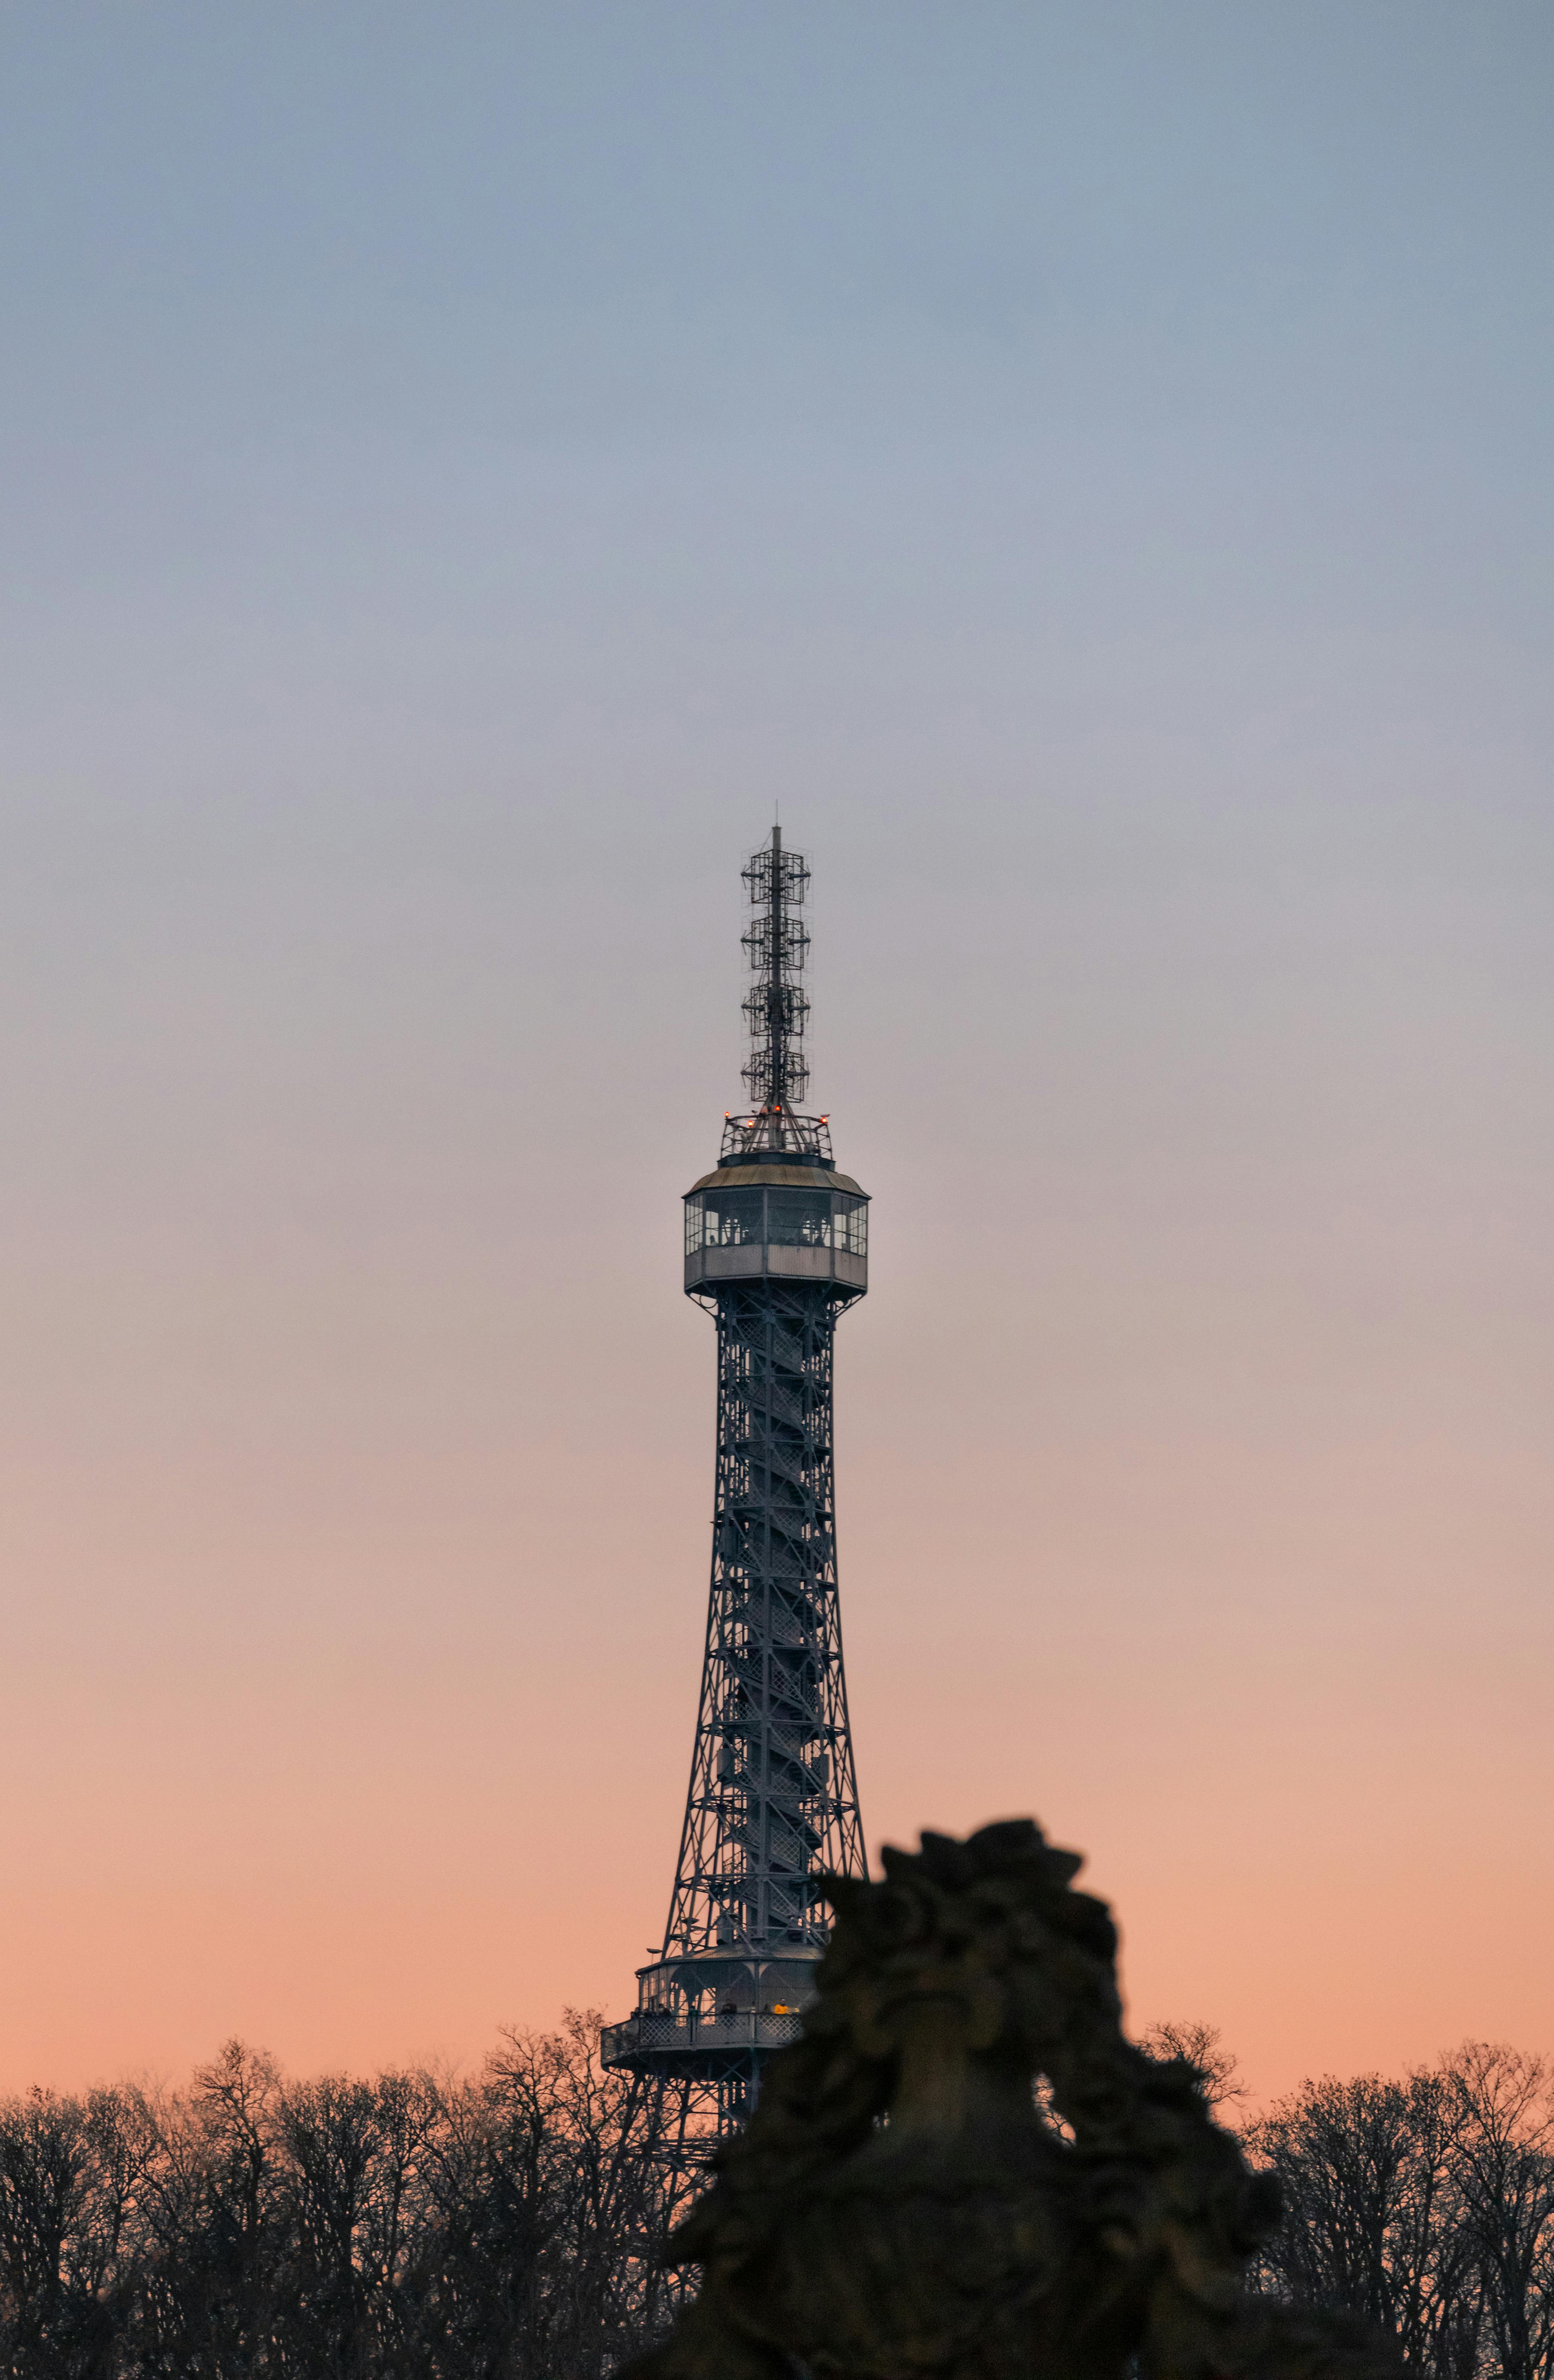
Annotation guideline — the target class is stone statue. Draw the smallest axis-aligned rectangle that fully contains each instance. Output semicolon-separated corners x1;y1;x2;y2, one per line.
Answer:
624;1820;1391;2380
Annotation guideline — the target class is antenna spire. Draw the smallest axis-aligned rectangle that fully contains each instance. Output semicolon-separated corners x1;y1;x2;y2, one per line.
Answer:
741;825;809;1109
726;827;829;1161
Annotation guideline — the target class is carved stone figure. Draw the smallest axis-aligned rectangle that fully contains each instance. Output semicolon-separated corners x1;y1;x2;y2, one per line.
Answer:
624;1820;1391;2380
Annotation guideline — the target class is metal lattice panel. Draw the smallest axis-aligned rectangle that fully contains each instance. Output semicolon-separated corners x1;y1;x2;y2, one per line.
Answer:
666;1278;866;1957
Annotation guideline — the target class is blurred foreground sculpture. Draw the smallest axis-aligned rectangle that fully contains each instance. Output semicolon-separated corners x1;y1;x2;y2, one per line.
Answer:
624;1820;1390;2380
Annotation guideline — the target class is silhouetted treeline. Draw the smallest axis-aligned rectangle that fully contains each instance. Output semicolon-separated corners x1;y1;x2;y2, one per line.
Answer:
0;2013;680;2380
1247;2044;1554;2380
4;2023;1552;2380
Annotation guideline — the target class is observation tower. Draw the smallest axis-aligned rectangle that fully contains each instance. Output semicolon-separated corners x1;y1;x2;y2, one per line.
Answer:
601;828;870;2170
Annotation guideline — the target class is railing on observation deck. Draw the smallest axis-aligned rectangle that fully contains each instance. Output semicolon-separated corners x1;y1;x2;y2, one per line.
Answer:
719;1109;833;1165
600;2007;806;2066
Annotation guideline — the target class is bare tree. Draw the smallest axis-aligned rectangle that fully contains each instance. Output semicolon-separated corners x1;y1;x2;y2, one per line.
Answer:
1139;2021;1248;2113
0;2020;681;2379
0;2084;131;2380
1442;2046;1554;2380
1241;2052;1549;2380
478;2010;680;2380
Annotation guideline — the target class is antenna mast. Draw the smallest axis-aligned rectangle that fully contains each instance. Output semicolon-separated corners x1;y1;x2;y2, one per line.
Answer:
728;827;826;1163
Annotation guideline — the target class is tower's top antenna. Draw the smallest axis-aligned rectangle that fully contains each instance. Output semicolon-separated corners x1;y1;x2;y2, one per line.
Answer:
741;825;809;1109
721;828;831;1165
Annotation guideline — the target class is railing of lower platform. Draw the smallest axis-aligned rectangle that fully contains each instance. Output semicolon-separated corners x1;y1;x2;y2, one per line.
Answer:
600;2008;806;2065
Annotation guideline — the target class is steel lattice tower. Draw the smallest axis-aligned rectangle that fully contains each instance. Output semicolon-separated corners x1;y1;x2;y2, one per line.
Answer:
601;828;870;2176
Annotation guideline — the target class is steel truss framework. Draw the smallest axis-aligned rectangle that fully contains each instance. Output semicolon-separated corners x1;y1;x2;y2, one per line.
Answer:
600;1273;867;2144
672;1276;866;1955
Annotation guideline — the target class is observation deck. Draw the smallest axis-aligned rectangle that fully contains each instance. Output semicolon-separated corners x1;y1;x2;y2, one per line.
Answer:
603;1943;821;2082
684;1149;868;1299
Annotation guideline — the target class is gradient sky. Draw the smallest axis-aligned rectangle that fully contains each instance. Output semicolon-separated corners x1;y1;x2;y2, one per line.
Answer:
1;2;1551;2104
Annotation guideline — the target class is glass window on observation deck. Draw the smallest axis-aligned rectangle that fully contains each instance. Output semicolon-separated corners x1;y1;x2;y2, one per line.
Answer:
836;1198;867;1257
694;1188;764;1251
767;1190;833;1248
